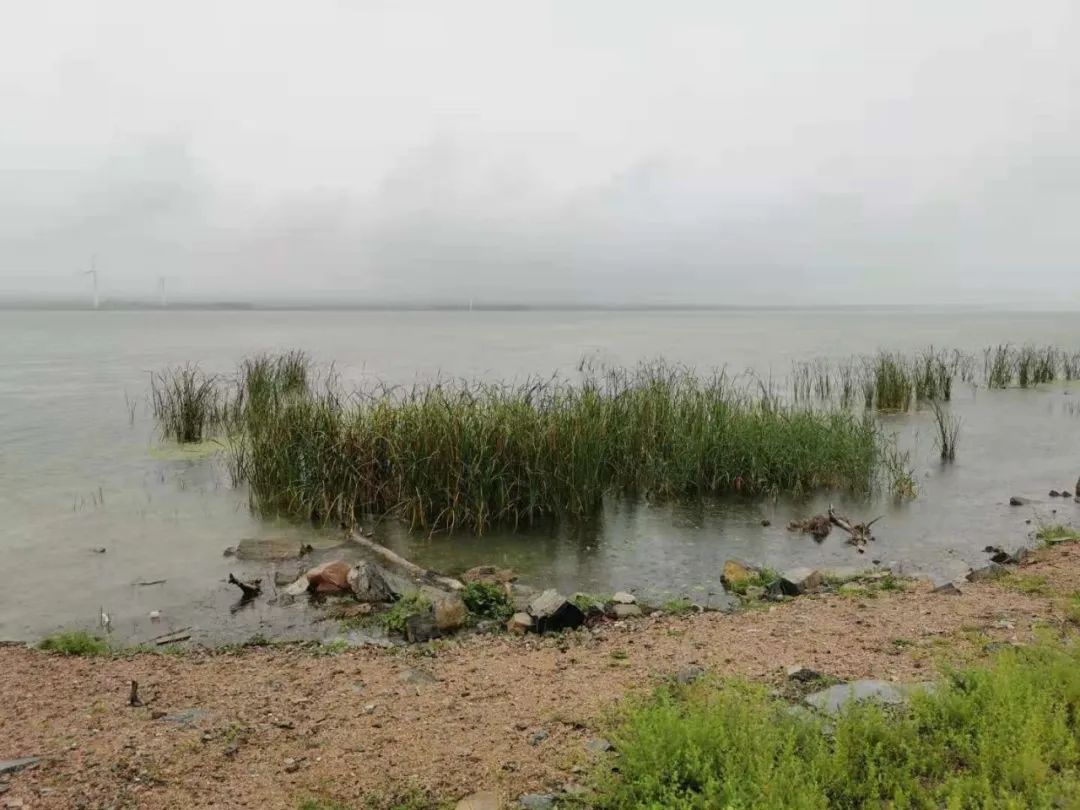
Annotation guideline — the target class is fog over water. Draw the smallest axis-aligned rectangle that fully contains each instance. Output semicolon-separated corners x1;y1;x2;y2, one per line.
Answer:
3;1;1080;307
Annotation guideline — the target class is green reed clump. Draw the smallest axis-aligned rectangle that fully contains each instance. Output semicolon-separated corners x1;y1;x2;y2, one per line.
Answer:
227;357;882;533
913;347;954;402
929;398;960;461
1017;345;1058;387
150;363;224;443
871;352;912;411
589;642;1080;809
984;344;1014;388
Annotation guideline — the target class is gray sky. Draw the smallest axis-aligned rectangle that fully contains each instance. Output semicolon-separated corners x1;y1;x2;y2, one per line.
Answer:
3;0;1079;306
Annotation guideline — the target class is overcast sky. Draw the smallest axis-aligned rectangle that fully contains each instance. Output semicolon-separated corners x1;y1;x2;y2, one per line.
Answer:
3;0;1079;305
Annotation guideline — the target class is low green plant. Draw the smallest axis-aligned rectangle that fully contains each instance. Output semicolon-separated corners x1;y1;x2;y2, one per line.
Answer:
38;630;109;656
461;581;513;622
728;567;780;596
379;592;432;635
1004;573;1051;595
590;643;1080;808
1036;522;1079;546
660;598;696;616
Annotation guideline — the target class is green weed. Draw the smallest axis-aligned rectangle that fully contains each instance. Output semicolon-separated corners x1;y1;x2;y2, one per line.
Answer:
38;630;109;657
461;581;513;622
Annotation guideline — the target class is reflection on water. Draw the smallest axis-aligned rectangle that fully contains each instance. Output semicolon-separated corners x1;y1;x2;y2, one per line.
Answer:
1;309;1079;642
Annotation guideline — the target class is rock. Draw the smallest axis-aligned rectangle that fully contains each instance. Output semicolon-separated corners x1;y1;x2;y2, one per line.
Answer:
507;612;534;635
675;666;706;685
611;591;636;605
1010;547;1032;565
983;544;1002;554
611;603;642;619
235;536;309;561
1009;496;1030;506
780;567;823;596
90;547;106;554
527;590;585;634
786;665;822;682
148;610;161;621
346;561;396;602
761;519;772;527
510;583;537;612
585;737;614;755
518;795;557;810
305;560;352;594
456;791;501;810
462;565;517;585
1050;490;1062;497
988;549;1012;564
966;562;1006;582
161;708;208;727
273;570;301;587
399;667;439;685
283;757;301;773
433;593;468;632
933;581;962;595
805;680;906;715
721;559;759;588
0;758;40;777
528;729;549;746
404;613;442;643
744;585;766;601
1063;491;1073;498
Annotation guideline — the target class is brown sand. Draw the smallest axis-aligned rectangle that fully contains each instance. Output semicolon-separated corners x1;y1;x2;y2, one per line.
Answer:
2;545;1077;810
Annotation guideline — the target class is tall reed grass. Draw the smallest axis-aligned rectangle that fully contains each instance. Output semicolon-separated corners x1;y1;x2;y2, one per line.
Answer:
150;364;223;443
221;357;882;533
871;352;912;411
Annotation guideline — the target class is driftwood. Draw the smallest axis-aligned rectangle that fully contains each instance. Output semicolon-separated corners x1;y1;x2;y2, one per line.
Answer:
787;514;832;540
227;573;262;599
129;680;142;707
350;531;463;591
827;506;882;553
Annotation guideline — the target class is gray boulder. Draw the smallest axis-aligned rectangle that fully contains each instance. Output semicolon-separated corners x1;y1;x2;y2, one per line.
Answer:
528;589;585;633
805;680;906;715
347;561;396;602
519;795;557;810
966;562;1006;582
611;603;642;619
404;612;442;643
780;567;823;596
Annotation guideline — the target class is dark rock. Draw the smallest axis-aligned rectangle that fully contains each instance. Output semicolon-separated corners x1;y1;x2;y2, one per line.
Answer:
933;581;962;595
1050;490;1062;497
721;559;759;588
404;612;442;643
348;561;396;602
1063;491;1073;498
805;680;906;715
1009;496;1030;506
764;580;786;601
0;758;41;777
966;562;1006;582
527;590;585;634
983;545;999;553
989;550;1011;564
780;567;823;596
761;518;772;527
675;666;706;685
786;665;823;682
518;794;557;810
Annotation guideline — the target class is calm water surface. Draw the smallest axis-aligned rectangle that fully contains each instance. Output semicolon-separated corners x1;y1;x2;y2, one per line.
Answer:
2;309;1079;643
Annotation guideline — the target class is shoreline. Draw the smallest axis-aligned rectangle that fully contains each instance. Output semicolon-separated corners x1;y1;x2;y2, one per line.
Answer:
4;541;1079;809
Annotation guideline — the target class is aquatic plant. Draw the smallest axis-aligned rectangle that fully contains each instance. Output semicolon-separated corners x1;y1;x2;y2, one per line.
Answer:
872;352;912;411
38;630;109;656
589;642;1080;808
928;398;960;462
225;356;883;533
913;347;954;402
150;363;224;443
984;344;1014;389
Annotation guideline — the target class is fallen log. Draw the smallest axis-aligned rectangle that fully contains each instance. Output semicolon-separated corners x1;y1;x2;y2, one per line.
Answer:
350;531;463;591
227;573;262;600
787;514;832;541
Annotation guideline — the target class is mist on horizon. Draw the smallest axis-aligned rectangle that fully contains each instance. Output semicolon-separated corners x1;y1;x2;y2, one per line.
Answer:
3;1;1080;308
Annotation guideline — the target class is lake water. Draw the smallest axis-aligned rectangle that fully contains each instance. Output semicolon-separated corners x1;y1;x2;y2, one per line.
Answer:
2;308;1079;644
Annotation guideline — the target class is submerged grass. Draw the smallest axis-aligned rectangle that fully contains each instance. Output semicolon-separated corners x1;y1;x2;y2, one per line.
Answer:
590;642;1080;809
223;357;882;533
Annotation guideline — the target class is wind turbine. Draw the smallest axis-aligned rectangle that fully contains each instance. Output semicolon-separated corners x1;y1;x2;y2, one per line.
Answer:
158;276;168;308
84;255;99;310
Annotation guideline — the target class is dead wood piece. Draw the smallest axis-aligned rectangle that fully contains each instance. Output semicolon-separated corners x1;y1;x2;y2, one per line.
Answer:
350;532;463;591
129;680;142;708
228;573;262;600
827;506;882;553
787;514;833;541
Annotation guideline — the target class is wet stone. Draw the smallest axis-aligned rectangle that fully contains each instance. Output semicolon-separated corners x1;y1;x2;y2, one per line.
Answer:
780;567;823;596
234;537;310;561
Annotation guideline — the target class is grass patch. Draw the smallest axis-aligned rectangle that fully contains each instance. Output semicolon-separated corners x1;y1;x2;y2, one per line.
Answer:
38;630;109;656
1035;522;1079;546
728;567;780;596
461;581;513;622
660;598;696;616
872;352;912;411
218;356;882;533
150;363;224;443
590;643;1080;808
1003;573;1052;596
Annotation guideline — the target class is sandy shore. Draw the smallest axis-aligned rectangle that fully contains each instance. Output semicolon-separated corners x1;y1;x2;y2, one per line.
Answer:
3;544;1079;810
